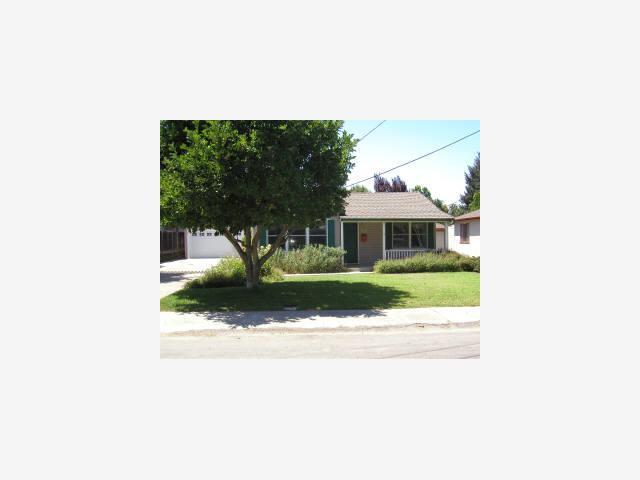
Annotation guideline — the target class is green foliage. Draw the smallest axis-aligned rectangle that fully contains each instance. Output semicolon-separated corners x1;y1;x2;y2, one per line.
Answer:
458;256;480;272
373;252;480;274
413;185;448;213
448;202;465;217
460;152;480;208
161;121;357;233
160;120;357;288
412;185;432;199
349;185;370;192
266;245;347;274
187;257;283;288
469;191;480;211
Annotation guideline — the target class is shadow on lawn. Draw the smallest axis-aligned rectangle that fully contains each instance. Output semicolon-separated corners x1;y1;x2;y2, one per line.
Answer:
166;280;411;328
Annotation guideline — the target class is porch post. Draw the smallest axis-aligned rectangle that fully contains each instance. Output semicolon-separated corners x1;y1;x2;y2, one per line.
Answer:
340;219;344;265
382;222;386;260
444;222;449;251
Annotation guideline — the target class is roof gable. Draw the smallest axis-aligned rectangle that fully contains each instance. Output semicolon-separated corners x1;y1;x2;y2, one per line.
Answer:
342;192;453;220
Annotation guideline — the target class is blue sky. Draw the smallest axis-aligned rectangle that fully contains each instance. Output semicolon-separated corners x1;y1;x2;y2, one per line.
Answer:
342;120;480;205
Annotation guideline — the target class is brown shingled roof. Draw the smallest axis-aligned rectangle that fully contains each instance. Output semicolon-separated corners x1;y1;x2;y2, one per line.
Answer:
342;192;453;220
454;209;480;221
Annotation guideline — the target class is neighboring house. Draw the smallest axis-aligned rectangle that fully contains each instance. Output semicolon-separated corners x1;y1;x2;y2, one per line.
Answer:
262;192;453;267
448;209;480;257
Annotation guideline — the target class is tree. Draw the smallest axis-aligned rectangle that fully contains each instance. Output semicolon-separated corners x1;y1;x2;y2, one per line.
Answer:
412;185;432;199
161;120;356;288
448;202;465;217
349;184;370;192
160;120;200;169
460;152;480;208
374;174;407;192
413;185;448;213
432;198;448;213
469;191;480;211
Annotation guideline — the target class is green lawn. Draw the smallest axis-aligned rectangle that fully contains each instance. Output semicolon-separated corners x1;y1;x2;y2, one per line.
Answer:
160;272;479;312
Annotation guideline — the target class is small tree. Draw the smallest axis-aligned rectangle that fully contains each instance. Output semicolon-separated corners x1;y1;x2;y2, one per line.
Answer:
448;202;465;217
349;185;370;192
161;121;356;288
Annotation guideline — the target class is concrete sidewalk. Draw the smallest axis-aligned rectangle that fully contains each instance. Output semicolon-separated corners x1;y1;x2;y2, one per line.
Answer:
160;307;480;333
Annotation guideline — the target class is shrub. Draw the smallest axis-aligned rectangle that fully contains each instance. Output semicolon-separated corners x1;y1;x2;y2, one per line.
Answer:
266;244;347;274
187;257;283;288
374;251;480;274
458;256;480;272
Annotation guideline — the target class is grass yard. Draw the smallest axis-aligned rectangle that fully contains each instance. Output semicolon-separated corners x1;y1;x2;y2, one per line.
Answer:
160;272;479;312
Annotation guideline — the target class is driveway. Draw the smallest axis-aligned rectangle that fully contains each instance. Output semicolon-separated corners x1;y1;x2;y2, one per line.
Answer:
160;258;223;298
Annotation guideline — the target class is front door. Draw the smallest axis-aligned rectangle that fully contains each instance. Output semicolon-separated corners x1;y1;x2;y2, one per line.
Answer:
343;223;358;264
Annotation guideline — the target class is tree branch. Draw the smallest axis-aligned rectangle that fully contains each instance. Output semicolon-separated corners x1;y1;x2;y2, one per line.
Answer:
258;225;289;266
222;229;247;261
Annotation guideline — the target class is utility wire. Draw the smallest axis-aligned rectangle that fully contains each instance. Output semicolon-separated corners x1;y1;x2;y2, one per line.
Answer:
357;120;386;142
346;129;480;187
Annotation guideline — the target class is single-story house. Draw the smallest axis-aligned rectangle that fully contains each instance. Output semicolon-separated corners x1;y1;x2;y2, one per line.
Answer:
263;192;453;267
175;192;455;265
447;209;480;257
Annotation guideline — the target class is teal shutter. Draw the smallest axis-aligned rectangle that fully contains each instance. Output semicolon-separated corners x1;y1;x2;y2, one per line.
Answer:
427;222;435;249
260;227;268;246
385;223;392;249
327;219;335;247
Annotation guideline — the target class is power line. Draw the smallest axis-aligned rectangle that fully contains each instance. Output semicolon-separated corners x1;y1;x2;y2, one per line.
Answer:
346;129;480;187
357;120;386;142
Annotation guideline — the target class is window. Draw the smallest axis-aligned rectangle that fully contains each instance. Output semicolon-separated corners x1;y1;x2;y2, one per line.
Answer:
460;223;469;244
192;232;198;237
288;228;306;250
411;223;427;248
392;223;410;248
308;224;327;246
267;226;285;249
206;232;212;236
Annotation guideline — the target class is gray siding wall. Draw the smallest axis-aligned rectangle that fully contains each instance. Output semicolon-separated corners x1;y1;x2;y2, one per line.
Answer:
358;222;383;266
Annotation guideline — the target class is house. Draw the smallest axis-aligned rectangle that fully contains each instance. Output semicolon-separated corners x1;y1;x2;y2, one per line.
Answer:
262;192;453;267
175;192;454;265
447;209;480;257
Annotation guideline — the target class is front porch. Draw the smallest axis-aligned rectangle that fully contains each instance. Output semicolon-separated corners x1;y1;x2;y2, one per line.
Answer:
340;220;450;267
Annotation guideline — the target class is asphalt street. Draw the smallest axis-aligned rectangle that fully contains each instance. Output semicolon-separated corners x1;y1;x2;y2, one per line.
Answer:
160;325;480;359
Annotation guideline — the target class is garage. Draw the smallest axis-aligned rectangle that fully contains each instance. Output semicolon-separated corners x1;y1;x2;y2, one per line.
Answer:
187;230;240;258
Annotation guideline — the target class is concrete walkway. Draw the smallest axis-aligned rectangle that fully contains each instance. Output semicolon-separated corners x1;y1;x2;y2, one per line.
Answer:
160;306;480;333
160;258;222;273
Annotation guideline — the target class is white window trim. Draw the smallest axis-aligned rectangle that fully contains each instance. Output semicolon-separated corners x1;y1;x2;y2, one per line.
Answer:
389;221;430;250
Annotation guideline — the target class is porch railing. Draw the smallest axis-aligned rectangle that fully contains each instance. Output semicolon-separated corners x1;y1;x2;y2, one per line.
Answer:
384;249;441;260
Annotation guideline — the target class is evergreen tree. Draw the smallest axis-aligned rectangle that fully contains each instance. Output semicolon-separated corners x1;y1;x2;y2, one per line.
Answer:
460;152;480;208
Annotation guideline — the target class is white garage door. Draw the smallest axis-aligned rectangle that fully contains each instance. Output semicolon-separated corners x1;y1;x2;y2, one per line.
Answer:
187;230;240;258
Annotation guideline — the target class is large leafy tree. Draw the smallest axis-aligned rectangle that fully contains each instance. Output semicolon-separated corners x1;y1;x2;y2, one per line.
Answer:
460;152;480;208
161;120;357;288
160;120;200;170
